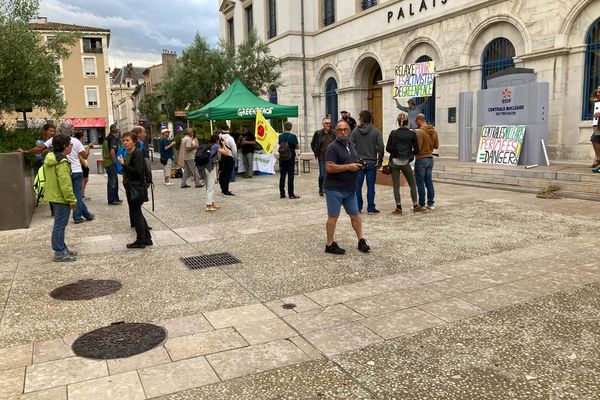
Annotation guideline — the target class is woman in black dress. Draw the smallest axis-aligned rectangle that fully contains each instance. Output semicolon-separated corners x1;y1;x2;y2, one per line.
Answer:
118;132;152;248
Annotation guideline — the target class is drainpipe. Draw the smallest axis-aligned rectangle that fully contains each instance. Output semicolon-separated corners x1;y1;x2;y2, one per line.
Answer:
301;0;308;152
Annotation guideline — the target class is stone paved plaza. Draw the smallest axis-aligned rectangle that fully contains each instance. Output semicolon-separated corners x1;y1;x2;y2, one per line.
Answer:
1;166;599;399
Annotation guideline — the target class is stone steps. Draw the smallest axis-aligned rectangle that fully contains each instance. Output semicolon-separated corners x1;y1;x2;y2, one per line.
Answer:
432;161;600;200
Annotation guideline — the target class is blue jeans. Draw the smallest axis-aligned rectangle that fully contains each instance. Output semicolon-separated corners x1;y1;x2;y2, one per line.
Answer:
414;157;435;207
51;202;71;256
106;164;120;203
72;172;92;221
230;160;238;182
279;159;295;197
355;162;377;212
318;160;326;191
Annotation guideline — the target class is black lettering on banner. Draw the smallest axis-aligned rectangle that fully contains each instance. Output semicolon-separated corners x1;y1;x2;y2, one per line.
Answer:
420;0;428;12
388;11;393;23
441;0;447;3
398;7;405;19
387;0;448;23
409;3;415;15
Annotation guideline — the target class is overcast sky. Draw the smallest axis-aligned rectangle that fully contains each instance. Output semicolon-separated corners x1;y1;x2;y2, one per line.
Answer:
39;0;221;69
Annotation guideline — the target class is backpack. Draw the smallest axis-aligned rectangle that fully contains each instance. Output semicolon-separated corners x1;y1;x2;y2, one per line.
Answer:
278;140;292;161
194;144;212;169
33;165;46;205
115;145;127;175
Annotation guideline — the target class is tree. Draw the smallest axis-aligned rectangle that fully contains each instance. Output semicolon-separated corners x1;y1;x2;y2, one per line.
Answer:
160;31;282;113
159;34;226;112
137;93;161;129
220;30;282;96
0;0;76;118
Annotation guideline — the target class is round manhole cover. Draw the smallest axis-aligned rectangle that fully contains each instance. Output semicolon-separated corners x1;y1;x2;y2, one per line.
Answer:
50;279;122;301
72;322;166;359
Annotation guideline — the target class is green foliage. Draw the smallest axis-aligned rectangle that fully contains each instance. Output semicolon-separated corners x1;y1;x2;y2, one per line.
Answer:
0;124;40;167
138;93;161;128
220;30;282;96
160;31;282;114
0;0;77;117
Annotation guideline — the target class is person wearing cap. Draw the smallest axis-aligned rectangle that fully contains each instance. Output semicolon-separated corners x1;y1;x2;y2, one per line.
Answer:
340;111;357;131
159;128;175;185
103;123;123;205
394;97;427;129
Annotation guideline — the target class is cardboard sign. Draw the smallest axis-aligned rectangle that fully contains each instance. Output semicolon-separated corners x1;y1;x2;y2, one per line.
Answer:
477;125;526;166
594;102;599;127
393;61;435;98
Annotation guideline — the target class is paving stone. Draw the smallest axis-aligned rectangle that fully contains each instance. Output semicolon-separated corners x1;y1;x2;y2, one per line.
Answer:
401;269;452;285
344;291;421;317
283;304;364;334
164;327;248;361
263;300;297;317
107;346;171;375
138;356;220;398
204;304;277;329
510;273;580;297
33;339;73;365
288;336;324;360
362;308;445;340
1;386;67;400
0;343;32;371
25;357;108;393
206;339;310;381
401;282;466;303
67;371;145;400
456;284;536;310
235;318;296;345
279;294;321;313
304;323;383;356
417;297;486;322
0;367;25;397
304;285;355;307
160;313;214;338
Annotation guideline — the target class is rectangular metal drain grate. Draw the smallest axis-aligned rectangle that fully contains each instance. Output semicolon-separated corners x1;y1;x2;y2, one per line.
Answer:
181;253;241;270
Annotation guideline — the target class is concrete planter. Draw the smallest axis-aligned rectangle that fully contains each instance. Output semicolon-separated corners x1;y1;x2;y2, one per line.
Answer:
0;152;36;231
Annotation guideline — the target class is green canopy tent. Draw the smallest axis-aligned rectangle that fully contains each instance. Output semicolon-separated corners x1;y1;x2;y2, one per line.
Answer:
186;79;298;121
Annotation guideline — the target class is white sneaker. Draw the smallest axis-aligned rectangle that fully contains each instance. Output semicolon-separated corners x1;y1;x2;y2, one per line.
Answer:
427;205;435;210
164;182;174;186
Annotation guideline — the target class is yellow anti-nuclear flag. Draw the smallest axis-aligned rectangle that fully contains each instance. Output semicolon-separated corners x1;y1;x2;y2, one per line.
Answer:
255;110;278;154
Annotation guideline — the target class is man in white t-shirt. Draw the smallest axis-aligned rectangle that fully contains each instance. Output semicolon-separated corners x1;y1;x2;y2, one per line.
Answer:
180;128;203;188
41;123;94;223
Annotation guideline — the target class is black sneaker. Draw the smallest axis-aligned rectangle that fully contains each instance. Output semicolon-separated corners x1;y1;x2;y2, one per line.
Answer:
319;190;324;197
325;242;345;255
358;238;370;253
126;242;146;249
367;209;380;215
224;192;235;196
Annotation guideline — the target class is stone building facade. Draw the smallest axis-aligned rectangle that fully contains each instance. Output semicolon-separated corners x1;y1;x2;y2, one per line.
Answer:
219;0;600;160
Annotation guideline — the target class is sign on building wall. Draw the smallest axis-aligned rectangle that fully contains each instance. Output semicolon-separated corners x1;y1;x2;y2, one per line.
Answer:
393;61;435;98
476;125;526;166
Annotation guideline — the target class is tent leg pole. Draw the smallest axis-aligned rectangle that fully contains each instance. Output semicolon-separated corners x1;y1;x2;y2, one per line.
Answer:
210;120;213;134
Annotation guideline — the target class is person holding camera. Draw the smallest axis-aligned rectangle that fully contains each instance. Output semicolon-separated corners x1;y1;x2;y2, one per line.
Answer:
323;120;370;255
350;110;384;215
386;112;428;215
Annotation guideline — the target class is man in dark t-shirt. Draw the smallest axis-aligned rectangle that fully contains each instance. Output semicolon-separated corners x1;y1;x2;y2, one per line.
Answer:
240;126;256;178
278;121;299;199
323;120;370;255
102;124;122;205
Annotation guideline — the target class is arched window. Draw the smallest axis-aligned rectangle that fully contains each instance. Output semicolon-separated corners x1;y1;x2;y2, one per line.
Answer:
481;37;515;89
583;18;600;120
415;55;436;126
325;77;338;124
269;87;278;104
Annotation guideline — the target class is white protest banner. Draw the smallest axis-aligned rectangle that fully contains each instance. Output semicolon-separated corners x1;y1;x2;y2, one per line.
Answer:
393;61;435;98
477;125;526;166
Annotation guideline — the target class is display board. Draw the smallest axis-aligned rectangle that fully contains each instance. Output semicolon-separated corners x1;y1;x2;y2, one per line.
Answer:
393;61;435;98
476;125;526;165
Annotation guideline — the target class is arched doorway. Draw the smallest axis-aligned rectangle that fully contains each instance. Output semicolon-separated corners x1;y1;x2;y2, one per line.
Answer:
481;37;515;89
325;77;338;124
415;55;435;125
367;65;383;132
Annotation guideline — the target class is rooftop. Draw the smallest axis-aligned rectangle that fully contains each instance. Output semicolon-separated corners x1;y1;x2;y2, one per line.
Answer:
29;18;110;33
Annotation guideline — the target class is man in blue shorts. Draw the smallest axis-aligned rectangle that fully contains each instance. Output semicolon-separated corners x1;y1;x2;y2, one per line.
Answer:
324;120;371;255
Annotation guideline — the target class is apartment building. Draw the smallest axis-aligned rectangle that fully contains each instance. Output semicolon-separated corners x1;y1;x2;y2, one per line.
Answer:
15;18;112;144
111;64;146;132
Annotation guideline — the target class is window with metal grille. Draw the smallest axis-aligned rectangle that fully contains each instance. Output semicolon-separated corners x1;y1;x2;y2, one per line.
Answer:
246;5;253;37
582;18;600;120
227;18;234;44
325;77;338;124
481;37;515;89
267;0;277;39
415;55;435;126
361;0;377;10
269;87;278;104
323;0;335;26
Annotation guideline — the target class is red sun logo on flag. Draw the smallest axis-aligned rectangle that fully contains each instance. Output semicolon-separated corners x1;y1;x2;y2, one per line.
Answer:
257;124;265;138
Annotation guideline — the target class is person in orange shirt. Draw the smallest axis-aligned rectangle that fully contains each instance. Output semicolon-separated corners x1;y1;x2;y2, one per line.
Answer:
414;114;439;210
